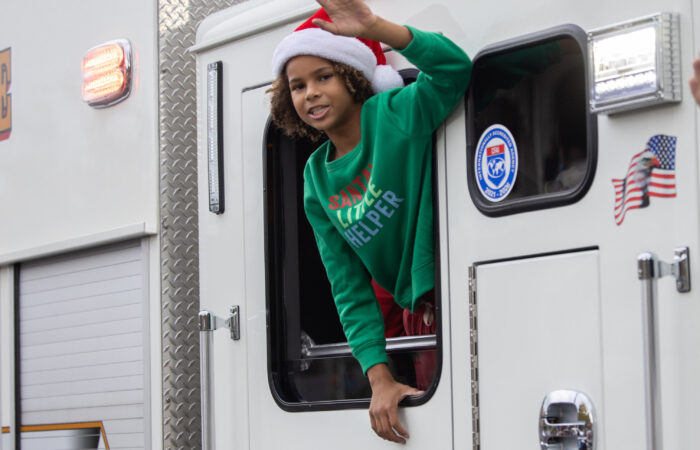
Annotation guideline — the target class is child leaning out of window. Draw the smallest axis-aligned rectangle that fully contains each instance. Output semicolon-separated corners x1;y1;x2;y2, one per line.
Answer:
268;0;472;444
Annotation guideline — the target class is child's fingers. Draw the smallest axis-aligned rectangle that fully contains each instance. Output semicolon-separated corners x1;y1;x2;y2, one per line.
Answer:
316;0;351;19
690;77;700;106
369;413;379;436
693;59;700;79
312;18;338;34
402;387;424;398
380;415;405;444
316;0;358;11
390;413;410;440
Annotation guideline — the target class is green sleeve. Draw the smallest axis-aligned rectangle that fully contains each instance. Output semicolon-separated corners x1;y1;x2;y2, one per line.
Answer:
303;173;388;374
380;26;472;136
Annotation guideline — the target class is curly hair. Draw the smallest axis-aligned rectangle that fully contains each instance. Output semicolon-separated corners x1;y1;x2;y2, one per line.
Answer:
268;60;375;141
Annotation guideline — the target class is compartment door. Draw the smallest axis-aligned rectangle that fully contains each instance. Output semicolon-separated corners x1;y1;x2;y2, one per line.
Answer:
18;240;149;450
472;249;603;449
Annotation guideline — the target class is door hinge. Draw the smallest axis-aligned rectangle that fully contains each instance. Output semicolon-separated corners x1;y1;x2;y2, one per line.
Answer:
468;265;480;450
637;247;690;292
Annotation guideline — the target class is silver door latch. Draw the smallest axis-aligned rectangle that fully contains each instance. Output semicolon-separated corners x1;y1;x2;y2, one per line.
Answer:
199;305;240;340
638;247;690;292
540;390;595;449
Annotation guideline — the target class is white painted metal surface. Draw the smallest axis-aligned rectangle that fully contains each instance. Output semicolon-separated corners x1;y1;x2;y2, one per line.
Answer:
18;240;150;449
475;251;603;448
195;2;456;448
0;1;159;258
193;0;700;449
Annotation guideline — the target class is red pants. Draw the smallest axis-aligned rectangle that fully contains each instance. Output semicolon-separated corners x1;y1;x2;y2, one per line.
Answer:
371;280;437;390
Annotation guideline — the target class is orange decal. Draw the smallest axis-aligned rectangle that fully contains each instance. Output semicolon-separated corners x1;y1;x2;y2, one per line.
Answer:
0;48;10;141
1;426;9;433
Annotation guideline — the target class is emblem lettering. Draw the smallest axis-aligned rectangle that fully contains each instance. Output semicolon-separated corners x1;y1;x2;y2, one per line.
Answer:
474;124;519;202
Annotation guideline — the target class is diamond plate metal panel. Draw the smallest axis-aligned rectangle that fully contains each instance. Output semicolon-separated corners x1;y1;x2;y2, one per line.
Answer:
158;1;239;449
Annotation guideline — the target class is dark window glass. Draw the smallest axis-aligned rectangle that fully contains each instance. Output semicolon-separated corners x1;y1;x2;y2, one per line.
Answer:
264;70;440;410
466;26;597;216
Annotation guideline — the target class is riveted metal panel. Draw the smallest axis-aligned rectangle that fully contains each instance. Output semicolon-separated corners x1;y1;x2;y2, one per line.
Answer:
158;1;239;449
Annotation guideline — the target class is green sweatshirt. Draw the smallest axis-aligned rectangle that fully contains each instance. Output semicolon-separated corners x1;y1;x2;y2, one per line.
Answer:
303;27;472;373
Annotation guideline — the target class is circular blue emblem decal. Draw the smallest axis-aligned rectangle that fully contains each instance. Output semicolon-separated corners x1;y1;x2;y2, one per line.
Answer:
474;124;518;202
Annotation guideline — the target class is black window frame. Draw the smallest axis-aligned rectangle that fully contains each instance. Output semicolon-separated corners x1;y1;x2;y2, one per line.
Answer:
465;24;598;217
263;68;444;412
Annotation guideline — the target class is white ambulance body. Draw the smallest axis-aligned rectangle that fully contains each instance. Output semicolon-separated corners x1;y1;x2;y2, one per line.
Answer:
193;0;700;449
0;0;698;449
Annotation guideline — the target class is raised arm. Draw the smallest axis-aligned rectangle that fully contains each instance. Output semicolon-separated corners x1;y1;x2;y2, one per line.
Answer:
315;0;472;137
312;0;413;50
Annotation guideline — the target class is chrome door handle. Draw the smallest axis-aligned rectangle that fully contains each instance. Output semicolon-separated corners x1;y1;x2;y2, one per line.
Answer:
540;390;595;450
199;306;240;450
637;247;691;450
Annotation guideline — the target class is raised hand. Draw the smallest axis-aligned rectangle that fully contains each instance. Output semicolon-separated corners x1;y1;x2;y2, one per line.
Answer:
313;0;378;38
313;0;412;50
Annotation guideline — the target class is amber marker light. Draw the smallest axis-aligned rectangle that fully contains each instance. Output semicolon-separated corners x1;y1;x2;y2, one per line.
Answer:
82;39;132;108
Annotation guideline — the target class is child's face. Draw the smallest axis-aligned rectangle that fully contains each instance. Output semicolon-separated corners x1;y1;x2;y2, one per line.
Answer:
286;55;362;136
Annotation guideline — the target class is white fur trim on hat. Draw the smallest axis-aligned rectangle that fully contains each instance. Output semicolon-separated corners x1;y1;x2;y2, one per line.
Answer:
371;64;404;93
272;28;376;81
271;28;404;93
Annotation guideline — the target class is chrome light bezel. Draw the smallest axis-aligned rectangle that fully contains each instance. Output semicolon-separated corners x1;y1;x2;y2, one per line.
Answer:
588;12;681;114
82;38;133;108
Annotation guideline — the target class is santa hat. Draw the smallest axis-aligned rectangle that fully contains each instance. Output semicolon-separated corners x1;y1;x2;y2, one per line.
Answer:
271;8;404;93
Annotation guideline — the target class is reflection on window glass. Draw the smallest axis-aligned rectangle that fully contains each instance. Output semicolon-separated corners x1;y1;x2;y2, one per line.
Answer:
468;33;593;212
285;351;435;402
265;118;438;407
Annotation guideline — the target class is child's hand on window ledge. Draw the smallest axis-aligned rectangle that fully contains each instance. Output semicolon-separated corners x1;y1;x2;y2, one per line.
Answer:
367;363;423;444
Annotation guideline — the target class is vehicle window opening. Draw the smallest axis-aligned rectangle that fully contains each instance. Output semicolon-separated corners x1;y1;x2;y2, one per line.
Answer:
466;26;597;216
264;69;442;410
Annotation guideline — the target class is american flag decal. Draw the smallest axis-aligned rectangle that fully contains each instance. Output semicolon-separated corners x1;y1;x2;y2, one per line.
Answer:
613;134;677;225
